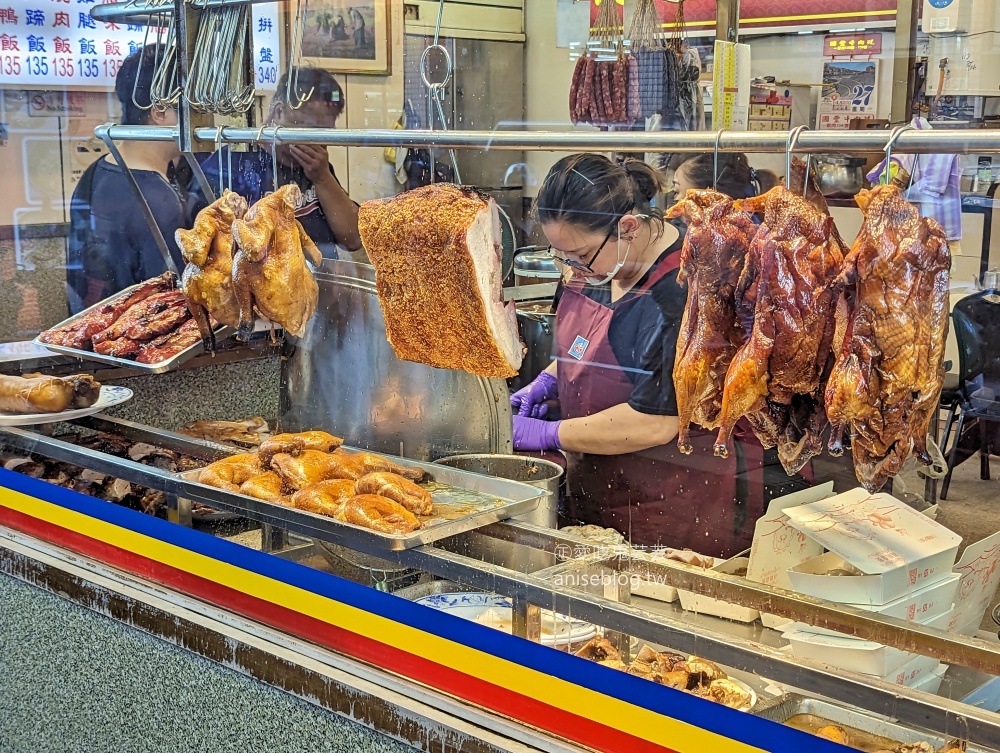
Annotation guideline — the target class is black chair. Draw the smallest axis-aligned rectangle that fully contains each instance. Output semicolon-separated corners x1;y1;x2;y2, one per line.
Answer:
940;290;1000;500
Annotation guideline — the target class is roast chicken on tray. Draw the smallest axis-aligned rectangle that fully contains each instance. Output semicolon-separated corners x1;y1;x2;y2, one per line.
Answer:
668;179;950;491
197;430;433;535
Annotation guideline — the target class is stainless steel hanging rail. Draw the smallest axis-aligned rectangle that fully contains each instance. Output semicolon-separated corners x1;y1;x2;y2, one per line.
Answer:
100;123;1000;154
92;0;273;24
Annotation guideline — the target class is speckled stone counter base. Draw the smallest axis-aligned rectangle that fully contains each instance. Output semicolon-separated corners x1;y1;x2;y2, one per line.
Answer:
0;573;414;753
104;356;282;431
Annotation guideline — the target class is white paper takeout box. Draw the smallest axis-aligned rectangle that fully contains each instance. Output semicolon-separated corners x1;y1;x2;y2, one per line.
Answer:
911;663;948;695
677;556;759;623
782;628;939;678
746;482;833;630
949;530;1000;633
788;572;960;638
784;489;962;605
631;552;718;603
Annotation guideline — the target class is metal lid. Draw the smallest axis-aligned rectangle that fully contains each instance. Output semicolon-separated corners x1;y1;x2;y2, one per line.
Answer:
513;250;560;278
814;155;867;167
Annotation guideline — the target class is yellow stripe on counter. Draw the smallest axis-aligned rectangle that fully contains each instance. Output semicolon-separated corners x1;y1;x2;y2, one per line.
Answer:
0;488;766;753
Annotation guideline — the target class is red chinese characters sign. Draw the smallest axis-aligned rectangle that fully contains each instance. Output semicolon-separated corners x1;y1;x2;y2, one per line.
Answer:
590;0;897;32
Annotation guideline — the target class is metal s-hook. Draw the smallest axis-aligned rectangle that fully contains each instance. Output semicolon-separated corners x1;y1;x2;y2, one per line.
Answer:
215;126;226;197
271;126;281;190
883;123;915;186
713;129;726;190
785;125;810;196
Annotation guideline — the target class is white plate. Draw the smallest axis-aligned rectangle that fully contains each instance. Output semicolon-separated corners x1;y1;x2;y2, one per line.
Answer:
414;592;597;646
0;385;133;427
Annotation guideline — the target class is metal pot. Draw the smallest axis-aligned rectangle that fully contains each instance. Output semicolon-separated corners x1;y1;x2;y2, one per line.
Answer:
513;248;561;288
314;541;418;592
812;156;868;198
512;304;556;392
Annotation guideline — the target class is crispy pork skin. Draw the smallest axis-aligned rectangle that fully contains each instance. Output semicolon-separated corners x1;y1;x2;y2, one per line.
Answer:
358;184;523;379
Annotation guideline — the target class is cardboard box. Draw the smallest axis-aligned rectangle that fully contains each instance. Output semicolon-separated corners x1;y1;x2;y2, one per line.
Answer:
631;553;718;603
747;483;833;630
787;572;960;638
677;556;760;623
783;628;926;676
785;489;962;605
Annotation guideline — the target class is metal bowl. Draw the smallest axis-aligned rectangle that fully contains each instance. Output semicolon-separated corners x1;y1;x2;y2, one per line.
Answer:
812;156;867;198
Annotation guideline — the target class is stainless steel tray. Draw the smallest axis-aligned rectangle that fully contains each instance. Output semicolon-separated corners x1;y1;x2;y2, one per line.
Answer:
174;449;543;551
34;281;233;375
753;693;986;752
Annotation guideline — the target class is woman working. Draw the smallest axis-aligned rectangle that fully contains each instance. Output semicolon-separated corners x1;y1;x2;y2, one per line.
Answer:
511;154;746;557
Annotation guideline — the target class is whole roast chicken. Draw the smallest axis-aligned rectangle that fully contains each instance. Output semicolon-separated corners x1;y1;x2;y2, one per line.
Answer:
232;184;322;341
825;185;951;491
177;189;249;349
665;189;756;452
715;186;848;474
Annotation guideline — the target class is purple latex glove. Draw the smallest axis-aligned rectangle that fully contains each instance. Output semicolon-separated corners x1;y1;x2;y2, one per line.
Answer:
513;415;562;452
510;371;558;418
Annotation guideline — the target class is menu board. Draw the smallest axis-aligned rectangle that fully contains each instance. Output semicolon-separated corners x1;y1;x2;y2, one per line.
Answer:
0;0;147;88
0;0;280;92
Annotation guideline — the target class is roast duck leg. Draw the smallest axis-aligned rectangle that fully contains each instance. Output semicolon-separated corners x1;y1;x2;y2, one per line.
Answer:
664;189;756;453
825;185;951;491
714;186;848;474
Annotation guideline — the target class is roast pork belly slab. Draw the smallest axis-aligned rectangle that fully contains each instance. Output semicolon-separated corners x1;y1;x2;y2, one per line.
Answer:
358;184;523;379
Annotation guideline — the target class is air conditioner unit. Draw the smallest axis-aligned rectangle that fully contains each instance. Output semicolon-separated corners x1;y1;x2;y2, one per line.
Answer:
923;0;1000;96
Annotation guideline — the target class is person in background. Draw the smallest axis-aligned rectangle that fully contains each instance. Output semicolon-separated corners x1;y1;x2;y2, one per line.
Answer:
67;44;188;313
670;152;780;201
194;69;363;260
511;154;755;558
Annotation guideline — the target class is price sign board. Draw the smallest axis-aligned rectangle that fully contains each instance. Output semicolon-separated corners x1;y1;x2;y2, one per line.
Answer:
0;0;149;89
251;4;278;92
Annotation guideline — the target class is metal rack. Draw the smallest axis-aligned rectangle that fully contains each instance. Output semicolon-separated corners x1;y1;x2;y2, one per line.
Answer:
97;123;1000;155
3;415;1000;747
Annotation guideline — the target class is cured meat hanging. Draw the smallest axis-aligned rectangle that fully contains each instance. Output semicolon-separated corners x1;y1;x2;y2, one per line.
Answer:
825;185;951;492
567;0;635;127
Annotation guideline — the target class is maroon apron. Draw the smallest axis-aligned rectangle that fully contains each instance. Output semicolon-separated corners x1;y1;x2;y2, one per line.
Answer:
556;251;749;558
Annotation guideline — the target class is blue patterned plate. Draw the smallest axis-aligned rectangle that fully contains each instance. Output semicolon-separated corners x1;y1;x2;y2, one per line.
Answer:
414;592;596;646
0;385;133;427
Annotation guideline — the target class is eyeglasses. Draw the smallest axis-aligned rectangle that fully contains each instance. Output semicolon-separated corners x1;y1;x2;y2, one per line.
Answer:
547;220;620;276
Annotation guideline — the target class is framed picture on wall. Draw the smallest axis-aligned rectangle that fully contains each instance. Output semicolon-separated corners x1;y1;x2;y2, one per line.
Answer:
298;1;391;75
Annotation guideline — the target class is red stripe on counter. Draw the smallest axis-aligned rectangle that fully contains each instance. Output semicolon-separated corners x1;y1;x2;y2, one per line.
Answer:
0;504;677;753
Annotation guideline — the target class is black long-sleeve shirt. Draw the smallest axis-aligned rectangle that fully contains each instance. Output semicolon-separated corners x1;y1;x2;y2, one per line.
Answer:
67;157;189;314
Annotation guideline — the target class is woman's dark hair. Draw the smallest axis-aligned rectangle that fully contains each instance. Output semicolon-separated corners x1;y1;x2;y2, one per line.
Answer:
675;152;779;199
272;68;345;117
535;154;665;238
115;44;172;126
